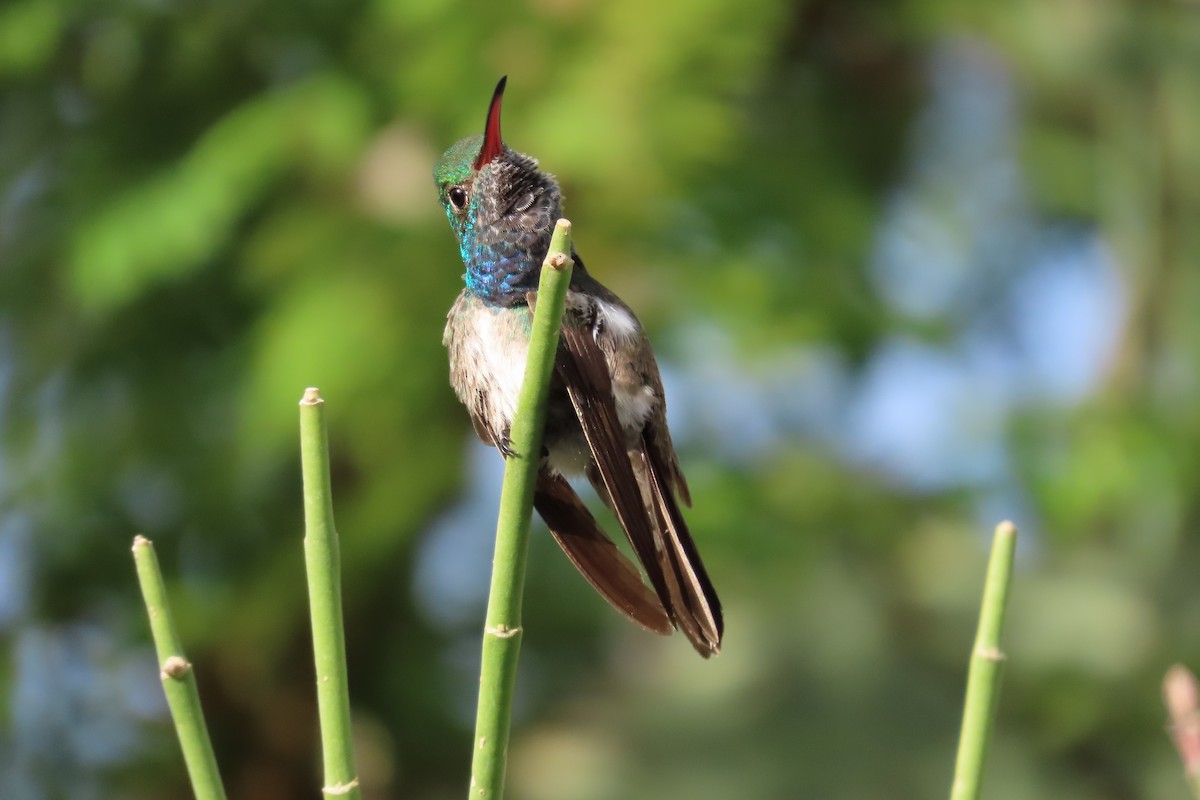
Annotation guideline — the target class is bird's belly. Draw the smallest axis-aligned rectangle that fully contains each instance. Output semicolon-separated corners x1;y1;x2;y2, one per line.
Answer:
445;291;658;477
445;295;532;433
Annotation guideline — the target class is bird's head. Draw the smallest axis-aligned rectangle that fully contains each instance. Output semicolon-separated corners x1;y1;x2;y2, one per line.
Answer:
434;77;563;302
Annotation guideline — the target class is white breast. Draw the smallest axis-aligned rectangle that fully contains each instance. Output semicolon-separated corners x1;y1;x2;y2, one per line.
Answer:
446;297;531;431
473;308;529;428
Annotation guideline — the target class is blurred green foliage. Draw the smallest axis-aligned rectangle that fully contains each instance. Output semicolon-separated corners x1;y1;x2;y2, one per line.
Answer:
1;1;1198;799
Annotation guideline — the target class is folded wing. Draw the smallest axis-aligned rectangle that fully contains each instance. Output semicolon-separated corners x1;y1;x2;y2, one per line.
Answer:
555;316;723;656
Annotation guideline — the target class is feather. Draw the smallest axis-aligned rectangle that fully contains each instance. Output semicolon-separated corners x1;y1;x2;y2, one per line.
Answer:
534;471;673;634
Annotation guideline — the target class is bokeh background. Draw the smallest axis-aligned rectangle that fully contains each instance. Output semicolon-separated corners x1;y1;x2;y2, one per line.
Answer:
2;1;1198;798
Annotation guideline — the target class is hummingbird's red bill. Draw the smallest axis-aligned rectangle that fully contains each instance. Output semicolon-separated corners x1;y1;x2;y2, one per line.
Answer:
473;75;507;170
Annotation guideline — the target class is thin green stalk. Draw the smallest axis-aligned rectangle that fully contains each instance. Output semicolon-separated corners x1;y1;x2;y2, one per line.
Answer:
300;388;361;800
950;521;1018;800
132;535;227;800
469;219;575;800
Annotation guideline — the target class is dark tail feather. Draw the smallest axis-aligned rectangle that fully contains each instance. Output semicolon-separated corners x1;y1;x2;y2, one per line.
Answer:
640;441;724;657
534;470;673;635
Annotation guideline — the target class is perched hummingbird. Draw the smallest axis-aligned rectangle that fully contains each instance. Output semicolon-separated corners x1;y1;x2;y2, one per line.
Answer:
434;77;723;657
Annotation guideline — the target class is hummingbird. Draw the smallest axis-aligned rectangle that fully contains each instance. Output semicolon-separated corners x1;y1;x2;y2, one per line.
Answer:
434;77;723;657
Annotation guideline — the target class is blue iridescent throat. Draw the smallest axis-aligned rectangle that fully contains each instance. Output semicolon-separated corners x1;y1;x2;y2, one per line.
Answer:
464;250;539;304
460;233;540;306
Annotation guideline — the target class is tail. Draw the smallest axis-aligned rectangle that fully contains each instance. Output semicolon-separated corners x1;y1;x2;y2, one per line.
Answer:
534;470;673;635
638;438;723;657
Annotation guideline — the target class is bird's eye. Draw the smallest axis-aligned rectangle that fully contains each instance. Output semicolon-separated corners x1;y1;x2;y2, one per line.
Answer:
448;187;468;210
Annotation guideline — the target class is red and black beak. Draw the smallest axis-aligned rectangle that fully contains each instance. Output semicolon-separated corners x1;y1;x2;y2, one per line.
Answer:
473;76;507;170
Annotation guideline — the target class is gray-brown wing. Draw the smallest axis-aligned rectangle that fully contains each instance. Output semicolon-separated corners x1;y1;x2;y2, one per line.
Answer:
554;321;676;612
556;317;722;656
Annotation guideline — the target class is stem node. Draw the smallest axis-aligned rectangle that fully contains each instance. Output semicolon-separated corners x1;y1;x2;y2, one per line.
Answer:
133;535;228;800
949;521;1018;800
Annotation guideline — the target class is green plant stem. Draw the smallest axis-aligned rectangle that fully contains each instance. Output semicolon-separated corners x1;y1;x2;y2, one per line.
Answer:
132;535;227;800
300;388;361;800
468;219;575;800
950;521;1018;800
